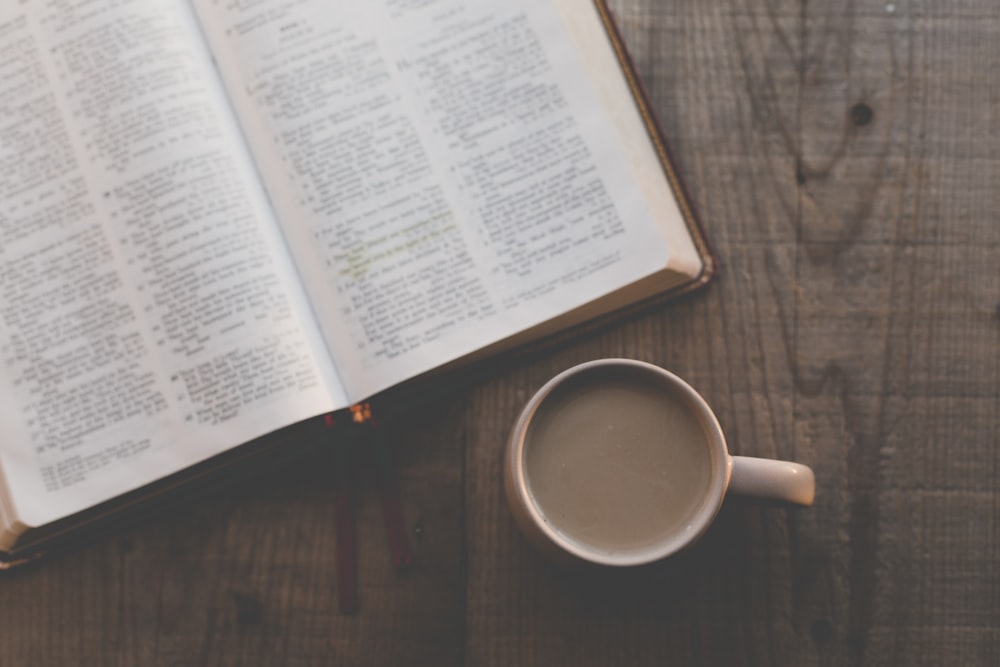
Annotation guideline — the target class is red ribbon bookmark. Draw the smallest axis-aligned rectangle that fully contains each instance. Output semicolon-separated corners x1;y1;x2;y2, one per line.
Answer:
325;405;413;614
350;404;413;572
327;414;359;614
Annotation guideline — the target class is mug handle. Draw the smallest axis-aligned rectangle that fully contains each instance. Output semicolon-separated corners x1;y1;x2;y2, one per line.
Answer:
728;456;815;506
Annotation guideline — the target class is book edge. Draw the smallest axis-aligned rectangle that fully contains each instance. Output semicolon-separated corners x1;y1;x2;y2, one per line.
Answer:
592;0;718;287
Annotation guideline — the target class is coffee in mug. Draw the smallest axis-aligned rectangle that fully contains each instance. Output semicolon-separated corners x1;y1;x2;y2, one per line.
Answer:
505;359;814;566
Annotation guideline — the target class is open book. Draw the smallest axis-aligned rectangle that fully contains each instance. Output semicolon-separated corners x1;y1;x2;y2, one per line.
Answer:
0;0;713;562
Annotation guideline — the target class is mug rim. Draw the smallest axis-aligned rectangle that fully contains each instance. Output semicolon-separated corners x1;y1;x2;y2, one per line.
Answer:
507;358;731;567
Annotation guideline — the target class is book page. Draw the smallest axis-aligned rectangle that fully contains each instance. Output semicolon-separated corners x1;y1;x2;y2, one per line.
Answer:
0;0;346;527
194;0;671;400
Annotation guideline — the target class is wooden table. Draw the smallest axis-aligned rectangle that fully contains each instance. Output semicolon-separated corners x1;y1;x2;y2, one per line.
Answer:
3;1;998;664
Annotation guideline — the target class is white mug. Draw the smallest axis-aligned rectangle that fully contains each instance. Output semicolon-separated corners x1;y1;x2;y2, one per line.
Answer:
504;359;814;566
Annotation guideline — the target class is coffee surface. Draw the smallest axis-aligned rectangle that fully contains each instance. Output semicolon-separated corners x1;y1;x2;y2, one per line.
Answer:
524;370;713;555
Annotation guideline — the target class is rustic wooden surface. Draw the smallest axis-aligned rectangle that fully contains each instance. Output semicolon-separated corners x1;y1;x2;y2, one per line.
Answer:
2;0;998;664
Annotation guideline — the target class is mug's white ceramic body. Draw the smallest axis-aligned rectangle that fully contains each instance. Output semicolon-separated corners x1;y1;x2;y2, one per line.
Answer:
504;359;814;567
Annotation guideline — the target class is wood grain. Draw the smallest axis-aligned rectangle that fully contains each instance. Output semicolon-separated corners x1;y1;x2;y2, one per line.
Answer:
1;1;998;665
461;0;1000;664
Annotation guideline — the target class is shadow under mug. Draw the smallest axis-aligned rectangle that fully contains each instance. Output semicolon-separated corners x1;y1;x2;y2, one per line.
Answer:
504;359;815;567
